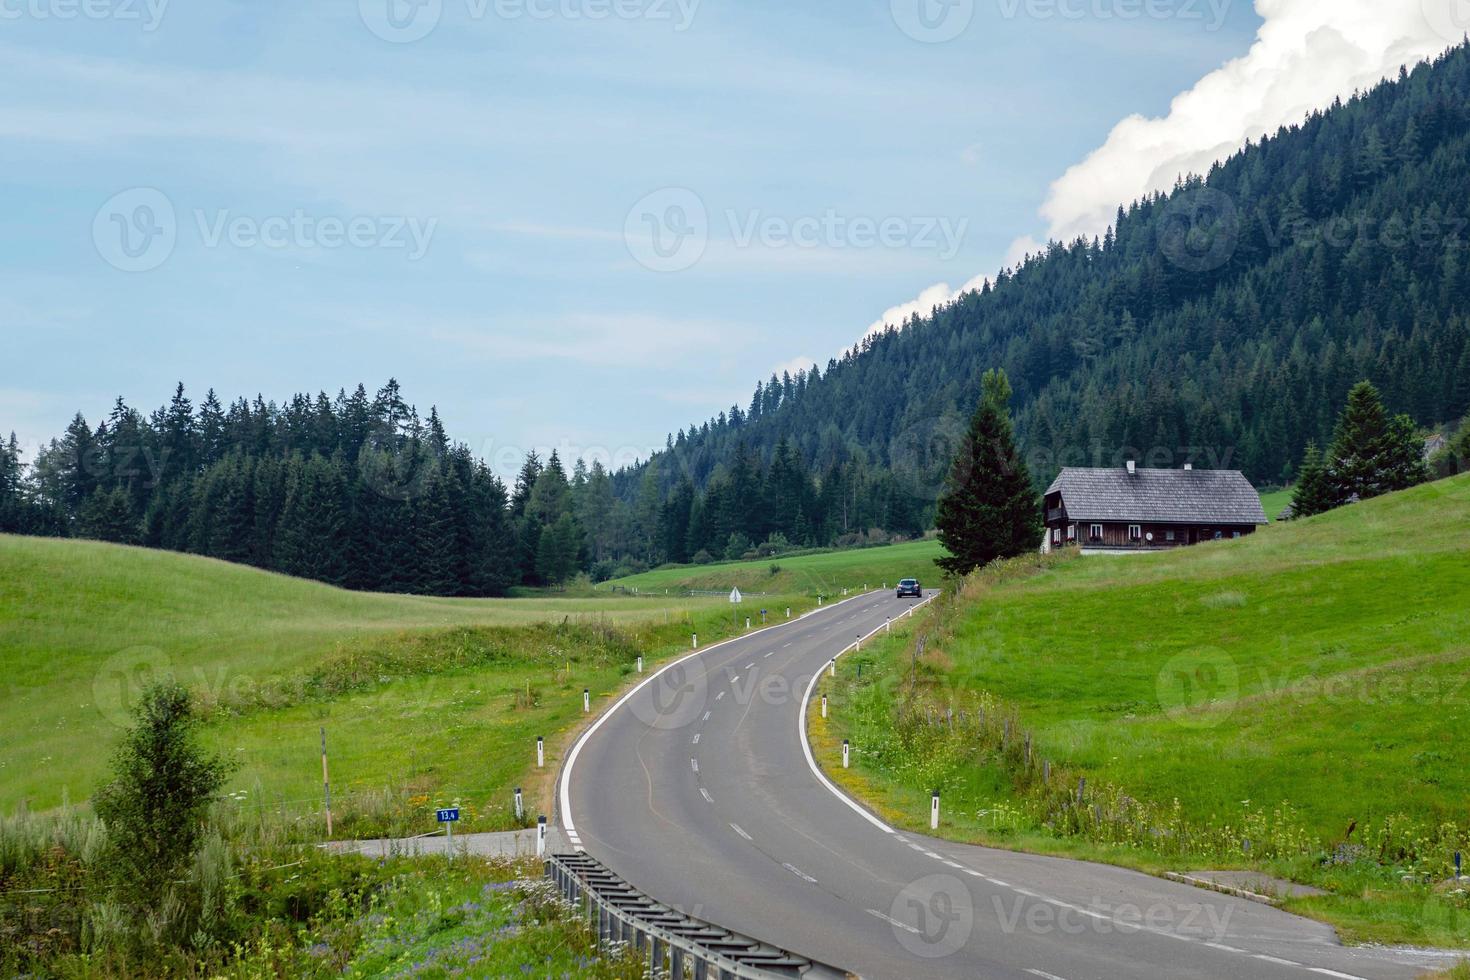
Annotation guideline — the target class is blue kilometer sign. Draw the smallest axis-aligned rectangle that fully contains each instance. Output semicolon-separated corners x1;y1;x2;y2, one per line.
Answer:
436;807;460;823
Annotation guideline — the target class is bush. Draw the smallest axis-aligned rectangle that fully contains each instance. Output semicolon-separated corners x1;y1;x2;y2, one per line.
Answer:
93;682;236;915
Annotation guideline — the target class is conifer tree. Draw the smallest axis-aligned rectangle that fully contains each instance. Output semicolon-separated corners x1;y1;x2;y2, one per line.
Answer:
1290;443;1335;518
935;369;1041;576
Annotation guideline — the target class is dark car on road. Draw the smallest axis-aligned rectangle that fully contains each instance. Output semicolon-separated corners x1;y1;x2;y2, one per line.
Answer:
896;578;921;598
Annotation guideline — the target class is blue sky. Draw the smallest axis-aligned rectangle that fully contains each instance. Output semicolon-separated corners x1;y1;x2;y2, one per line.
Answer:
0;0;1366;478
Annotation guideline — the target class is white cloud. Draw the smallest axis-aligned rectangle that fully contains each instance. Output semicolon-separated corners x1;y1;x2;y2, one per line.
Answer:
1043;0;1464;241
864;1;1465;336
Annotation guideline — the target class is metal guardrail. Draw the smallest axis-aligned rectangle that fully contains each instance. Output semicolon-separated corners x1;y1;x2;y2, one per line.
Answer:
545;851;852;980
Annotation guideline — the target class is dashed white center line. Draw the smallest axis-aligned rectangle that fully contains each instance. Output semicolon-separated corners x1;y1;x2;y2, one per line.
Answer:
746;663;755;670
782;863;818;883
1205;942;1245;954
1308;970;1368;980
763;651;775;658
1025;970;1070;980
699;788;713;803
691;733;700;744
866;909;920;934
690;758;699;773
715;691;725;701
702;711;711;721
782;642;791;648
730;823;752;841
1254;955;1299;967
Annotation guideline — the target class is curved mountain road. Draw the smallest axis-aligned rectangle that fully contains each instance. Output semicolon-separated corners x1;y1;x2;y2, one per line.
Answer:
562;590;1452;980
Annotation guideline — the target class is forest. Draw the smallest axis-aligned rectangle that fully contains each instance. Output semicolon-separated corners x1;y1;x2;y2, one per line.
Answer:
620;43;1470;506
7;44;1470;593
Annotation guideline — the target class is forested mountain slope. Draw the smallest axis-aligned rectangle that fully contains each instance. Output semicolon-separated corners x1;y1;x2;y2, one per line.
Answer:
621;43;1470;521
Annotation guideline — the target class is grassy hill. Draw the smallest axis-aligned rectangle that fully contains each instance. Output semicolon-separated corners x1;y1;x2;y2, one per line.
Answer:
0;534;732;818
603;538;946;594
815;474;1470;945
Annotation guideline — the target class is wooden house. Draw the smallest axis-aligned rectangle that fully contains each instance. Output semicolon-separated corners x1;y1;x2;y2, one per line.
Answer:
1043;462;1267;553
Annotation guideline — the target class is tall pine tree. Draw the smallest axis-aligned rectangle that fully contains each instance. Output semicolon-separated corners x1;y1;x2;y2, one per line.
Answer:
935;369;1041;576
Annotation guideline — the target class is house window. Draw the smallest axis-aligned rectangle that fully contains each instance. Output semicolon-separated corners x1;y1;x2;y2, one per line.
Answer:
1067;524;1076;540
1166;530;1176;542
1213;531;1223;540
1232;531;1241;539
1089;524;1103;541
1128;525;1142;541
1053;528;1061;545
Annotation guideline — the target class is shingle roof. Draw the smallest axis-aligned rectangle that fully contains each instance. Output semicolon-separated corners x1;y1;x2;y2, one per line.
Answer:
1045;467;1267;525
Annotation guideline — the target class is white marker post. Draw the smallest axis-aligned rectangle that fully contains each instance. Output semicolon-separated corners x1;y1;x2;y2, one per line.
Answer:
821;694;828;719
842;739;850;768
746;617;751;629
855;636;861;653
786;607;791;619
320;727;333;838
583;688;590;713
828;658;836;678
514;787;524;822
536;736;545;768
931;791;941;830
536;815;547;857
636;655;643;674
692;634;698;649
886;617;891;633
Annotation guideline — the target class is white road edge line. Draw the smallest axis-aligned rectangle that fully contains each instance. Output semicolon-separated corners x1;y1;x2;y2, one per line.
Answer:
795;592;941;836
558;588;884;851
1025;970;1070;980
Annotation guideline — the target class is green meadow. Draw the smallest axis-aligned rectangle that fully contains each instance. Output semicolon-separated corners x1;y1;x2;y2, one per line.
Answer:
815;474;1470;946
0;534;768;829
602;537;946;594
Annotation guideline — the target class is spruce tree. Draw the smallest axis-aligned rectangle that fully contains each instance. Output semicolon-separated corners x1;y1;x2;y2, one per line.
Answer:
1326;380;1426;502
935;369;1041;576
1290;442;1335;517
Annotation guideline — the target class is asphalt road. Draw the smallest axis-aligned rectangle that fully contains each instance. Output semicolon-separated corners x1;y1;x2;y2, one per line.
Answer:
562;590;1454;980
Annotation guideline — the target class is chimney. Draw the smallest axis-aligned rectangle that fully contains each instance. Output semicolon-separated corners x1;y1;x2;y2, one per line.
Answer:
1184;463;1193;471
1126;460;1136;475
